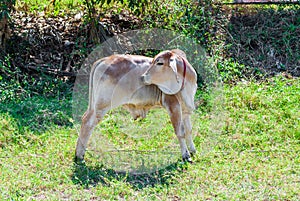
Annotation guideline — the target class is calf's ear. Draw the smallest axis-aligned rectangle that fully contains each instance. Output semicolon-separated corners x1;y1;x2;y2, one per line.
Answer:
171;49;186;59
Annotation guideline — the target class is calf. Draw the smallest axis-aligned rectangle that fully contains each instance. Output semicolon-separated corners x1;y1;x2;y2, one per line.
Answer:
75;49;198;162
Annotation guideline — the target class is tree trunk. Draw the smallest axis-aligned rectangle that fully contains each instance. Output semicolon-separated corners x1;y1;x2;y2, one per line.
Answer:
0;15;11;51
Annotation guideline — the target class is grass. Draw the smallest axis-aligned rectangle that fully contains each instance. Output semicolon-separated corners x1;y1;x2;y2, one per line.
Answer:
15;0;85;15
0;76;299;200
1;1;298;199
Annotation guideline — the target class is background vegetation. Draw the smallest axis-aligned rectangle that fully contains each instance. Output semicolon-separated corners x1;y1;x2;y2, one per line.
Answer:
0;0;299;200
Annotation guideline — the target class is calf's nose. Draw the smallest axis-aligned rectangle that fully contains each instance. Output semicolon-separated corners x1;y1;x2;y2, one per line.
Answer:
141;75;145;83
141;74;150;84
141;74;151;85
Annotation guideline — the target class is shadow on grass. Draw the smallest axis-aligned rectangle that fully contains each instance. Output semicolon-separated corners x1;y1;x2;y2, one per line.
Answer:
0;95;73;134
71;160;187;190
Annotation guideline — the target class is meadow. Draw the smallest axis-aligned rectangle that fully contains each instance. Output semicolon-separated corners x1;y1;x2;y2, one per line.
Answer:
1;76;299;200
1;0;299;200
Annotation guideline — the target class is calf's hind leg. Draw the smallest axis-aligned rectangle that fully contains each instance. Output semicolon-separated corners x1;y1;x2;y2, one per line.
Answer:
75;108;105;161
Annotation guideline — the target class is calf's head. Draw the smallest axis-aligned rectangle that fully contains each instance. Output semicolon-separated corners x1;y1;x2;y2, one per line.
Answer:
141;49;186;95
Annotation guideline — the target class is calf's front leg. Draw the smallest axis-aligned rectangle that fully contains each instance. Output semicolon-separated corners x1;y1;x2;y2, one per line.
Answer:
163;95;192;162
183;114;196;156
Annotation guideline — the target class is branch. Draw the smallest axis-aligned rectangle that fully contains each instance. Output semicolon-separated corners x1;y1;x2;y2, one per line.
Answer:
26;65;76;77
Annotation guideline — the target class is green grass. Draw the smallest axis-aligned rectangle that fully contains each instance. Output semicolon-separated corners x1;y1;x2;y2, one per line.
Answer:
16;0;85;15
0;76;299;200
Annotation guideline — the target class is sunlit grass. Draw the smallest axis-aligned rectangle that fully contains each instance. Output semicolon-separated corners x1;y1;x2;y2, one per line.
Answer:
0;76;299;200
15;0;85;15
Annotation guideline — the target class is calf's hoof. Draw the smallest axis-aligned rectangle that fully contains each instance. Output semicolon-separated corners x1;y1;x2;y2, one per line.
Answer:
182;152;193;163
190;149;196;157
74;154;85;164
183;157;193;164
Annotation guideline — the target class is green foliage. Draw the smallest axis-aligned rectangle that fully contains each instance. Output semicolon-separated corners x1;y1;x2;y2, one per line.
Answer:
0;55;24;101
217;58;247;82
0;56;73;134
224;4;300;78
96;0;150;12
0;0;15;19
0;113;18;146
142;0;221;50
0;56;72;102
16;0;84;15
82;0;150;43
127;0;149;12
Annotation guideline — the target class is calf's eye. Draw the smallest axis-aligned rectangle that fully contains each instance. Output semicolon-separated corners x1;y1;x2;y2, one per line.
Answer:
156;62;164;65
